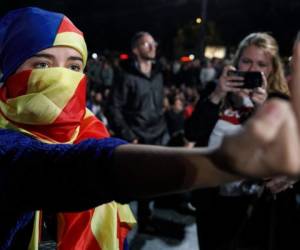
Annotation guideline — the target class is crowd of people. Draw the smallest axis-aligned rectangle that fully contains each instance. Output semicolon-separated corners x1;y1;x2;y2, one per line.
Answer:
84;31;300;250
85;52;221;138
1;6;300;250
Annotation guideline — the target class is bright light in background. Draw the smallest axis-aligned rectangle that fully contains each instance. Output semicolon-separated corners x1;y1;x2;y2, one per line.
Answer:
204;46;226;59
180;56;192;62
195;17;202;24
91;53;98;59
189;54;195;60
180;54;196;63
119;53;129;60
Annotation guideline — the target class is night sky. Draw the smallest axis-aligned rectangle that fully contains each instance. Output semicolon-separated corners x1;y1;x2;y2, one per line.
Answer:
1;0;300;58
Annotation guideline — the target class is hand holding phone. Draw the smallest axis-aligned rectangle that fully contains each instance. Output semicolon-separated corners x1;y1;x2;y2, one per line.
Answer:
227;70;263;89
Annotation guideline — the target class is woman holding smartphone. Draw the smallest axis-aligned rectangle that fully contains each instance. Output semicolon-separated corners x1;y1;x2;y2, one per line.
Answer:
185;32;293;250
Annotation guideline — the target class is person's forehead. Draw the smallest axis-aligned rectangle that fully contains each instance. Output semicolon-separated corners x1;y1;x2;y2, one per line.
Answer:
242;45;271;60
36;46;82;57
139;34;154;42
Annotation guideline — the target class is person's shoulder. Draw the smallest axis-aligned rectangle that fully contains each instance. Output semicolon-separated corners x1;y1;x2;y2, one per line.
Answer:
0;128;23;137
0;129;35;152
268;91;290;101
0;128;32;142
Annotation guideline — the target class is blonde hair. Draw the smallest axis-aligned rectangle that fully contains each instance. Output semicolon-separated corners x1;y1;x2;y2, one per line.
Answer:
233;32;289;96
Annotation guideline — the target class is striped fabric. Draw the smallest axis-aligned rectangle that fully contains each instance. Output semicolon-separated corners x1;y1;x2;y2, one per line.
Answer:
0;7;87;82
0;7;135;250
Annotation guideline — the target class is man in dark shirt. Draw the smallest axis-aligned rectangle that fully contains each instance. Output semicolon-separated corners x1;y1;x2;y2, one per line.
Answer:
109;31;169;234
109;31;169;145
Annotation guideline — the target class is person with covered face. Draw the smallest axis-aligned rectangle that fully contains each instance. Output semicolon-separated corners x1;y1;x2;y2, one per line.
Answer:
1;7;300;250
0;7;136;250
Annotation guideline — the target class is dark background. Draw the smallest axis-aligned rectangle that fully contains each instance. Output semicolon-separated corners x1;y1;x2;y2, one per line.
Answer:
1;0;300;58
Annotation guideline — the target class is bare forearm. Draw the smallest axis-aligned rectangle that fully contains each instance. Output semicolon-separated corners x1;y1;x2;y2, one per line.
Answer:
113;144;239;199
113;99;300;200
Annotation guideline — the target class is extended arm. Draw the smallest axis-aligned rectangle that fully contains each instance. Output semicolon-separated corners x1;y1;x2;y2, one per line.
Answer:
1;99;300;212
114;99;300;199
0;131;127;211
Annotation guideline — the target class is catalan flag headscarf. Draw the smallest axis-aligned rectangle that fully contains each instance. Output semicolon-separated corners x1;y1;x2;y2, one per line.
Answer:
0;7;135;250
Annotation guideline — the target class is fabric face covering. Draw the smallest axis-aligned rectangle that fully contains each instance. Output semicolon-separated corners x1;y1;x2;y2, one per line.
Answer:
0;67;86;142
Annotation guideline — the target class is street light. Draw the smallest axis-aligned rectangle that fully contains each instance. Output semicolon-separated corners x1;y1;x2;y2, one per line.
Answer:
196;17;202;24
91;53;98;60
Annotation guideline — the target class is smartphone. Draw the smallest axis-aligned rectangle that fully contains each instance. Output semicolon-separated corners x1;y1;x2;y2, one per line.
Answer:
227;70;263;89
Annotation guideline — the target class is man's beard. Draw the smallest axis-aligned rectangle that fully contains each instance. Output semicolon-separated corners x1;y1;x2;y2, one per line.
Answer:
140;52;156;61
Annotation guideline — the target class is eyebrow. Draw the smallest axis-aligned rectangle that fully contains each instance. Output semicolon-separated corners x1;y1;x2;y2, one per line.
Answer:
32;54;83;63
32;53;54;59
68;56;83;63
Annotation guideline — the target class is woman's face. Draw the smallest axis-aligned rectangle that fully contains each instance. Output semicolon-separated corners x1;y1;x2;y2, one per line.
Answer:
238;45;273;78
16;46;84;73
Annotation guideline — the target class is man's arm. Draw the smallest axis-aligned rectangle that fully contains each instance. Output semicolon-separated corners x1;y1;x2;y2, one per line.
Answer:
108;76;138;142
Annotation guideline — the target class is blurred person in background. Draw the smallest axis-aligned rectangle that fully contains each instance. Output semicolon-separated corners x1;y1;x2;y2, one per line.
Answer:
108;31;170;235
108;31;168;145
86;57;103;92
200;58;217;89
185;32;297;250
86;56;113;92
87;91;109;127
165;96;185;138
176;59;201;88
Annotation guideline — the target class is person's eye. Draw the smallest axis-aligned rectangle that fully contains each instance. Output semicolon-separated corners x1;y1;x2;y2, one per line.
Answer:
241;58;251;64
68;64;82;72
258;62;268;68
34;62;49;69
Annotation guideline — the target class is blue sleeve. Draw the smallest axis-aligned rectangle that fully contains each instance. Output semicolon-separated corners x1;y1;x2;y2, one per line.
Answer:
0;129;128;211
